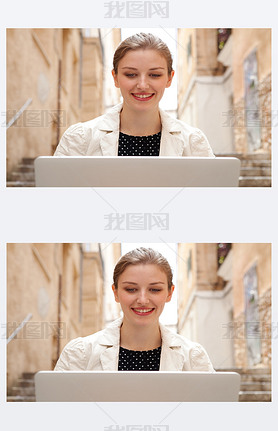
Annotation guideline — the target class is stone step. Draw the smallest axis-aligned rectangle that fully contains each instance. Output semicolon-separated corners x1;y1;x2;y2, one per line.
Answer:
240;374;271;383
9;171;35;182
6;181;35;187
9;385;35;397
22;372;36;380
240;381;271;391
217;368;271;374
239;391;271;402
22;157;36;165
16;164;35;173
239;177;271;187
7;395;36;402
17;378;36;388
240;167;271;176
216;153;271;160
241;160;271;168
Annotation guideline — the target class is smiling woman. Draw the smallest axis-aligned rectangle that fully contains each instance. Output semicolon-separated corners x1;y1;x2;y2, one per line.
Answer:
54;248;214;372
54;33;214;158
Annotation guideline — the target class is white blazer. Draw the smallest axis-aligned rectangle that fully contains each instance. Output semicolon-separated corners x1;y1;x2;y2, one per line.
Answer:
54;317;214;372
54;103;214;157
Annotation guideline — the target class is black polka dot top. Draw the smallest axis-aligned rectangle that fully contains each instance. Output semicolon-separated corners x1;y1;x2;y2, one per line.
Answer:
118;131;161;156
118;346;161;371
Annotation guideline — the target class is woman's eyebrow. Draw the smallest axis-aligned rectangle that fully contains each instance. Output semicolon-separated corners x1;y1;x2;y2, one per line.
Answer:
149;281;166;285
121;281;165;285
121;66;165;70
121;281;138;284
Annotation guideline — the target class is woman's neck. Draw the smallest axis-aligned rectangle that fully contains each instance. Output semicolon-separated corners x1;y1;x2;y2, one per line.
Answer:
120;319;162;351
120;105;161;136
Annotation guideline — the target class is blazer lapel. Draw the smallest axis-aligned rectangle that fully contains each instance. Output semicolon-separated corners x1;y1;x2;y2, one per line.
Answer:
159;109;184;156
159;322;184;371
100;345;119;370
98;317;122;370
160;345;185;371
98;103;122;156
99;130;119;156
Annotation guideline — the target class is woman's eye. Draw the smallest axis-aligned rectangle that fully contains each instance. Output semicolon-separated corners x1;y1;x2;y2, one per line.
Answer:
150;288;161;292
125;288;136;292
150;74;161;78
125;73;136;78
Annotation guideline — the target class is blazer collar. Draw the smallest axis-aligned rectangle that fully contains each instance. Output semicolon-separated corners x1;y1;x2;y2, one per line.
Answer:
98;103;184;157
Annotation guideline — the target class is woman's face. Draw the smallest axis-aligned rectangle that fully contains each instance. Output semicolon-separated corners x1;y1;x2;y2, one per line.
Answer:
112;49;174;113
112;263;174;327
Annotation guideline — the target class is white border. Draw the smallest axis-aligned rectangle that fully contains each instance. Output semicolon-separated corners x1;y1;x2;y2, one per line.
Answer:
1;0;278;429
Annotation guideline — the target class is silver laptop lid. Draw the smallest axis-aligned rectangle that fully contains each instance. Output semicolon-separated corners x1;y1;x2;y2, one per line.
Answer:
34;157;240;187
35;371;240;402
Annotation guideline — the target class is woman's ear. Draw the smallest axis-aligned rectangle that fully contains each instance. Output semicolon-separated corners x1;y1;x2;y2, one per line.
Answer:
166;70;175;88
166;285;175;302
112;70;120;88
112;284;120;303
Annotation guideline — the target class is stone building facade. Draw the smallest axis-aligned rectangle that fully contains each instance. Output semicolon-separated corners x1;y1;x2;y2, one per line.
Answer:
177;29;271;155
7;242;121;392
231;243;271;368
6;28;121;179
177;243;271;370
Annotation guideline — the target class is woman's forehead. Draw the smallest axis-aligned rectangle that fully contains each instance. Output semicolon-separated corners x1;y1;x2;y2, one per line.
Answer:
119;49;167;68
119;263;167;279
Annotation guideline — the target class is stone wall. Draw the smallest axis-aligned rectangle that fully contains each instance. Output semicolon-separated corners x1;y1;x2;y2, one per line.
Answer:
258;287;272;366
233;98;246;154
258;73;272;153
233;311;248;368
233;287;271;368
233;73;271;154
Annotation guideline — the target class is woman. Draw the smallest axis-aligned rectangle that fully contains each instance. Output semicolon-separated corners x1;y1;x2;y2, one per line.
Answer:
55;248;214;371
54;33;214;157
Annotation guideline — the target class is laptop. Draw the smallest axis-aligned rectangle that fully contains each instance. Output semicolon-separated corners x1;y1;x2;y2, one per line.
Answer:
34;156;240;187
35;371;241;402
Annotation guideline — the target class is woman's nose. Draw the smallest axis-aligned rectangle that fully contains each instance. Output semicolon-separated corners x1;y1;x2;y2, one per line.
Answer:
136;291;149;304
136;76;149;89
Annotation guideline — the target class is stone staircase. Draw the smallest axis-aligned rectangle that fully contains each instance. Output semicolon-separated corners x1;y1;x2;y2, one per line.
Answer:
7;372;36;402
239;368;271;401
7;157;36;187
217;367;271;402
216;153;271;187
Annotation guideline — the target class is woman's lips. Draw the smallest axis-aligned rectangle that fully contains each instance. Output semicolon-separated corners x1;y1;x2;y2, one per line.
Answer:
131;93;155;101
131;308;155;316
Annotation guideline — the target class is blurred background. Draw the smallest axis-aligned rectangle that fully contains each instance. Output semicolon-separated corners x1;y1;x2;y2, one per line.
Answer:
6;242;271;401
6;28;271;187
